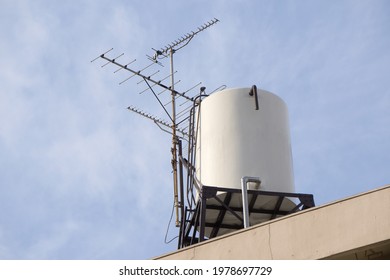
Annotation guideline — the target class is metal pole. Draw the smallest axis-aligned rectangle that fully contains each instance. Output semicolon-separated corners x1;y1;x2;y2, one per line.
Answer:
170;48;180;227
177;139;185;248
241;176;261;228
199;186;207;242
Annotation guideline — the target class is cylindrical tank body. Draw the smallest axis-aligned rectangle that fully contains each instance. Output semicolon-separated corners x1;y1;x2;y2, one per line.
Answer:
196;87;294;193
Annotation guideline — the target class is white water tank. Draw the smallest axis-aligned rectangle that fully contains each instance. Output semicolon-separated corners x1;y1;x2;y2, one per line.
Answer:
196;87;295;193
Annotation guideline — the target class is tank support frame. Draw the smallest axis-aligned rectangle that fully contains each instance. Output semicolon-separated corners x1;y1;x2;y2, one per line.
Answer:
178;185;315;249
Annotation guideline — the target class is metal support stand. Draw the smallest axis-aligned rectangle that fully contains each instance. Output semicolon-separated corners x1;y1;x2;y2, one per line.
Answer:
178;185;315;249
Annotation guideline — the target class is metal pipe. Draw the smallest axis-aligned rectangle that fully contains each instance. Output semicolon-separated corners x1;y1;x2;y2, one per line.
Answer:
241;176;261;228
249;85;259;110
177;139;185;248
170;48;180;228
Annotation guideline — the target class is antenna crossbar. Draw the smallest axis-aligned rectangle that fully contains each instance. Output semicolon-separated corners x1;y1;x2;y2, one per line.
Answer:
127;106;188;137
99;54;193;102
153;18;219;58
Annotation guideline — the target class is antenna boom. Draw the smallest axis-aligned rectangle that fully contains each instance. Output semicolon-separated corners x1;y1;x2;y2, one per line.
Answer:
153;18;219;59
99;54;193;102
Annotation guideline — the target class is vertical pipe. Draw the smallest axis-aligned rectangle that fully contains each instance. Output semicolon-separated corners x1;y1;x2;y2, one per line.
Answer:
199;188;207;242
241;176;261;228
170;47;180;227
177;140;185;249
249;85;259;110
241;177;250;228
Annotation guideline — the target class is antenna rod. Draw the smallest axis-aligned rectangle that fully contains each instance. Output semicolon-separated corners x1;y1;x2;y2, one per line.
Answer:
127;106;171;129
127;106;188;136
99;55;193;101
154;18;219;58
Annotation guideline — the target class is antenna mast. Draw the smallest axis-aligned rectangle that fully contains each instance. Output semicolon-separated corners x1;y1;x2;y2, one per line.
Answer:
151;18;219;228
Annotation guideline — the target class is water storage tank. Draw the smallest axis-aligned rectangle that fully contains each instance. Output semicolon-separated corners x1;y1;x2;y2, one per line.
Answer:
196;87;294;193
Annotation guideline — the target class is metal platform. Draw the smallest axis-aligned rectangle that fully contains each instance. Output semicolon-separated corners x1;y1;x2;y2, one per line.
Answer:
179;185;315;248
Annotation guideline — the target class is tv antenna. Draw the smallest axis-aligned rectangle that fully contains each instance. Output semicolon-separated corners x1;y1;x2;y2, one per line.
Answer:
150;18;219;230
91;18;219;241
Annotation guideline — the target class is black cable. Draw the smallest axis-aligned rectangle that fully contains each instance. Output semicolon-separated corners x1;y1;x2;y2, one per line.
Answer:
164;201;178;244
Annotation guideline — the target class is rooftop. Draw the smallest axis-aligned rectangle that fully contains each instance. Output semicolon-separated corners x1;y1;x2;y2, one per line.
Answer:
155;185;390;260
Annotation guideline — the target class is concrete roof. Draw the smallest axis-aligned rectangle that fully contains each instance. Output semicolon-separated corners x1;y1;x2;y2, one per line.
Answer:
155;185;390;260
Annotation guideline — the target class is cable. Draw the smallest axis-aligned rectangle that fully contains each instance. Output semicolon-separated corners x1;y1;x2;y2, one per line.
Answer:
164;201;178;244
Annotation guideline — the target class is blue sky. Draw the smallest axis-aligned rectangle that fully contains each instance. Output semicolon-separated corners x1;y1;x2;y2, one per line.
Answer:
0;0;389;259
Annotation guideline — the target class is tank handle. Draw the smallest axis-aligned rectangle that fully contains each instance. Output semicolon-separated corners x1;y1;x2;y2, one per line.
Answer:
249;85;259;110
